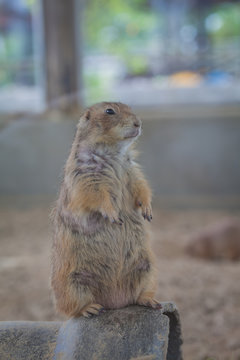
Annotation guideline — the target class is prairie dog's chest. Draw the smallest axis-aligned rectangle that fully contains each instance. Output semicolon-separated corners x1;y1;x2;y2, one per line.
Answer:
98;152;133;191
74;146;135;206
115;160;134;201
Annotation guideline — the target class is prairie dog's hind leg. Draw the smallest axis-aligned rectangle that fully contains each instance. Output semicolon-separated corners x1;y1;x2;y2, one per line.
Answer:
135;264;162;310
80;303;106;318
52;271;105;318
137;291;162;309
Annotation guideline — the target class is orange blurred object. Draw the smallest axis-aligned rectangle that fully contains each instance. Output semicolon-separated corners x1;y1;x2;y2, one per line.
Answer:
169;71;203;87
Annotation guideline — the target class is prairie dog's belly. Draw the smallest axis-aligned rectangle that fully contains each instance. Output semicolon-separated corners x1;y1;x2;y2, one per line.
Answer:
71;210;150;307
95;288;136;309
73;211;146;271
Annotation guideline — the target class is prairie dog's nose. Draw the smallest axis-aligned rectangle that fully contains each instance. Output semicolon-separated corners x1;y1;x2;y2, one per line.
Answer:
133;119;141;128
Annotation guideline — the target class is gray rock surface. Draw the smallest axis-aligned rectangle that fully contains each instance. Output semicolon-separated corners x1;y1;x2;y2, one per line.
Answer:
0;303;182;360
0;321;61;360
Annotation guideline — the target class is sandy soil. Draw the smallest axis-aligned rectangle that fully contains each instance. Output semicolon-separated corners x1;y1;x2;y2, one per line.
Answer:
0;203;239;360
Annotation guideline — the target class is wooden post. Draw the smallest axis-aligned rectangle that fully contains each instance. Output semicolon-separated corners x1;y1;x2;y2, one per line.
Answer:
42;0;82;111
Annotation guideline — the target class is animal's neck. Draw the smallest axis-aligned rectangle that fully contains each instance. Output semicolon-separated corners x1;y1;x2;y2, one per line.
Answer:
76;141;130;164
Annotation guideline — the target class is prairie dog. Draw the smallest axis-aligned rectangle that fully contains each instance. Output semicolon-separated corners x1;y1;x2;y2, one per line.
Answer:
51;102;160;317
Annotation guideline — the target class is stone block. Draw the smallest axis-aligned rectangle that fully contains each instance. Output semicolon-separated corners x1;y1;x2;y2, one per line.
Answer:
0;303;182;360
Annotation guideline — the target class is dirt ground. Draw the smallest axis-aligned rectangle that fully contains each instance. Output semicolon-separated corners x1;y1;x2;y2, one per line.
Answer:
0;202;239;360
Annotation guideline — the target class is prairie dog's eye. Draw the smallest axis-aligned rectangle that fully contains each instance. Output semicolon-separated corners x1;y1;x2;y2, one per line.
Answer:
105;108;115;115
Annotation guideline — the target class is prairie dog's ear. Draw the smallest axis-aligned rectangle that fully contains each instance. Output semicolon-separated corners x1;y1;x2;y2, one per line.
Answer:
77;109;91;128
84;110;91;120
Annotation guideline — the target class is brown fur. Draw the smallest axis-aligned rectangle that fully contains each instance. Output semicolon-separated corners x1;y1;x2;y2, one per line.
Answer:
51;102;160;318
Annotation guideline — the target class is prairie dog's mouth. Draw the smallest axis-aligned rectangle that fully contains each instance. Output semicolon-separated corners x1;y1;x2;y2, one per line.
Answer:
124;128;141;139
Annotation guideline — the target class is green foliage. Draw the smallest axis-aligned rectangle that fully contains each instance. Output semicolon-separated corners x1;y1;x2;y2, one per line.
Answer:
0;33;24;85
125;56;148;76
83;73;113;104
84;0;157;55
206;3;240;40
83;0;158;101
25;0;37;8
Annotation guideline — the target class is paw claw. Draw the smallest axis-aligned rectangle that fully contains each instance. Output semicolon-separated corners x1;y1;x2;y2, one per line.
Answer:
141;205;152;222
81;304;105;317
118;218;124;225
100;207;120;225
112;217;123;225
86;311;94;317
137;297;162;310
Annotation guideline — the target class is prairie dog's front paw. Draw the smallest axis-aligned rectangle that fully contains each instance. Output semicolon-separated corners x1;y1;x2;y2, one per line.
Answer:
99;207;123;225
136;200;152;222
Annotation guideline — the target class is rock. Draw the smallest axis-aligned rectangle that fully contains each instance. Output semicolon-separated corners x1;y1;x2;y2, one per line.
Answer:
0;321;61;360
0;303;182;360
186;218;240;261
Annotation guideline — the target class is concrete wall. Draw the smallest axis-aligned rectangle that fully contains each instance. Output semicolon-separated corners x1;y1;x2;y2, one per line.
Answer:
0;105;240;208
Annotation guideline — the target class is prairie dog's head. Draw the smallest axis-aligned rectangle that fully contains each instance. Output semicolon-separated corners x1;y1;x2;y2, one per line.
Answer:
77;102;141;147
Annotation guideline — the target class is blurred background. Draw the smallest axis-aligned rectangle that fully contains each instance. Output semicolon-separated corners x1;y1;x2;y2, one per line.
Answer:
0;0;240;359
